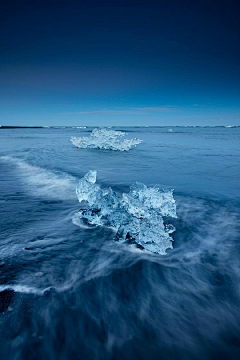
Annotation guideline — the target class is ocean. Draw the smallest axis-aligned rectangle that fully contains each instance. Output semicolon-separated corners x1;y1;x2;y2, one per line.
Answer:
0;126;239;359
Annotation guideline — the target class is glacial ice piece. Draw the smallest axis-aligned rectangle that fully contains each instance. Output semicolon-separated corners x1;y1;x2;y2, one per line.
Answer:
70;128;142;151
75;171;177;254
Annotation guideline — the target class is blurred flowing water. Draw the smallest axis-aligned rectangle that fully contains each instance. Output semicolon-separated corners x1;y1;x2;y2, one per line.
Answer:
0;126;239;360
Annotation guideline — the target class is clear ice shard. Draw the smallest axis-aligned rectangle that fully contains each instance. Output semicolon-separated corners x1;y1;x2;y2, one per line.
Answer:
70;128;142;151
76;171;177;254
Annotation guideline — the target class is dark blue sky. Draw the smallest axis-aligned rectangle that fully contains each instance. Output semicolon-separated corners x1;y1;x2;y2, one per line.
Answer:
1;0;239;126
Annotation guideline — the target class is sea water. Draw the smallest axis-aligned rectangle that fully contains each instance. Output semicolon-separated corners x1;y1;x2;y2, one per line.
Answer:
0;126;239;359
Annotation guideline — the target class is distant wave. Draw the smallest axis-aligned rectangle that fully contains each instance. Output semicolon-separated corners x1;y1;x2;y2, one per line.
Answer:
70;128;142;151
75;171;177;254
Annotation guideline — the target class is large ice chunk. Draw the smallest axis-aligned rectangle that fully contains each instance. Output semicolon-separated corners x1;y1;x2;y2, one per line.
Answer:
71;128;142;151
76;171;177;254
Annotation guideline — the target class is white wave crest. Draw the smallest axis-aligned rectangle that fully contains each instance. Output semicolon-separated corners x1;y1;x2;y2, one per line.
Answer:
75;171;177;254
70;128;142;151
0;284;43;295
0;156;76;200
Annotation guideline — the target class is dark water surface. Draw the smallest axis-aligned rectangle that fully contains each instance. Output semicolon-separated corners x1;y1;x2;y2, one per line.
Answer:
0;127;240;359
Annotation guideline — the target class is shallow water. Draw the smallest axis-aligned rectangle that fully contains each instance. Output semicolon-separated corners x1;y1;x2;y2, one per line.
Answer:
0;127;240;359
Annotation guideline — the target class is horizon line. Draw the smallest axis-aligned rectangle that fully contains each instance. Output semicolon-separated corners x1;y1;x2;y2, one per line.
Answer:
1;125;239;129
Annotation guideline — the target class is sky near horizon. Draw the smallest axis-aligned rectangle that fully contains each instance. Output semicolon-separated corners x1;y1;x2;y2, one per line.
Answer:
1;0;239;126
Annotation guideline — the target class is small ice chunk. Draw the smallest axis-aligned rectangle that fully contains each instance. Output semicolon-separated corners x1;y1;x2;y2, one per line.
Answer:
35;272;43;277
70;128;142;151
7;306;13;312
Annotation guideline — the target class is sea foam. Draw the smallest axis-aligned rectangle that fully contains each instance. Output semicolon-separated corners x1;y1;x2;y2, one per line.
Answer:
70;128;142;151
75;171;177;254
0;156;76;200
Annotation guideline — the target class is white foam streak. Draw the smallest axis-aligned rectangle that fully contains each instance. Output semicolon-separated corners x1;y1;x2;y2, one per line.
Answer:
0;156;77;200
0;284;43;295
